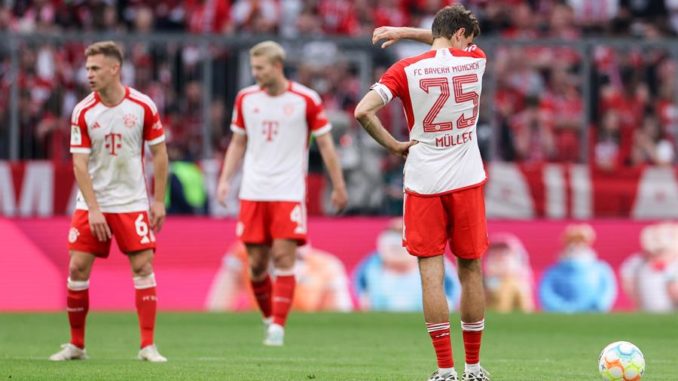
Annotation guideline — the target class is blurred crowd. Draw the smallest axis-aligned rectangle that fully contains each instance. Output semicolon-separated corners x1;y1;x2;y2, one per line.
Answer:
1;0;678;214
205;219;678;313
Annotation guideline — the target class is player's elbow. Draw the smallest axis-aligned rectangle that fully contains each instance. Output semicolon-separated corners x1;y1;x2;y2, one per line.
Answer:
354;105;371;123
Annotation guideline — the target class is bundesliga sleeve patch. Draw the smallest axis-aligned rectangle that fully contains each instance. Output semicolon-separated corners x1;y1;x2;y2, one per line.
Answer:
71;125;82;145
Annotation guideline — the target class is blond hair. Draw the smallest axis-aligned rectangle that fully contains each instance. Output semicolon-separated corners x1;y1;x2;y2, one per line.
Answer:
85;41;124;65
249;41;286;65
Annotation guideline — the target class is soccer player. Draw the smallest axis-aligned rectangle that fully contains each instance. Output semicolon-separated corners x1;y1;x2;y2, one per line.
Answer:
355;6;490;381
49;41;168;362
217;41;348;346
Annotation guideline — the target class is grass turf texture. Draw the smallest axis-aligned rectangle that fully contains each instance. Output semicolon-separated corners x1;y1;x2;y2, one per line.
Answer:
1;312;675;381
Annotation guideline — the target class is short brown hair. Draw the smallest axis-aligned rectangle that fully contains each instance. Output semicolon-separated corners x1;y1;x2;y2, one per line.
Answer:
85;41;124;64
431;5;481;40
249;41;286;65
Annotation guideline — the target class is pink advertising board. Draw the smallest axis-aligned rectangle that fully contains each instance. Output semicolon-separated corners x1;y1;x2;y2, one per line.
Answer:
0;217;653;311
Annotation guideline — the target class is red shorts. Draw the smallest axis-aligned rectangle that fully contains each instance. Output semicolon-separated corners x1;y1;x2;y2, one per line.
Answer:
68;210;156;258
237;200;307;245
403;185;488;259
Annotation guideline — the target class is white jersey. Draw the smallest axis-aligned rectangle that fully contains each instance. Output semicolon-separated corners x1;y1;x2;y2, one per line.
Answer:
620;254;678;312
70;87;165;212
231;81;331;202
372;46;487;195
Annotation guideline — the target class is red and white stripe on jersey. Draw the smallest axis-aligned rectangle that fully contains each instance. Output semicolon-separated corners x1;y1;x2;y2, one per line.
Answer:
230;84;261;134
70;93;98;154
371;45;487;195
229;81;331;202
128;88;165;146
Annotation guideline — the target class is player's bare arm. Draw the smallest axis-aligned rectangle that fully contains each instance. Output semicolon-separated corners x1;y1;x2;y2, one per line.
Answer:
72;153;111;242
373;26;434;48
217;132;248;207
355;90;417;158
149;141;168;232
315;133;348;213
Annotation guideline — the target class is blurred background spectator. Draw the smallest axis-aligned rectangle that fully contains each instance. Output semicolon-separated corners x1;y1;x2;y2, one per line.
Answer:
206;241;352;312
620;222;678;313
1;0;678;215
352;219;461;311
483;233;535;313
539;223;618;313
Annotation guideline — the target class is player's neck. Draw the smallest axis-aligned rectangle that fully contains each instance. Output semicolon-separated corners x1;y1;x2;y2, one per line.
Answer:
97;82;126;107
431;38;453;50
264;78;289;96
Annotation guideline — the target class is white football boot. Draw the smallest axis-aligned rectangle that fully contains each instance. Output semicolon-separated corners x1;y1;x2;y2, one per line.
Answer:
263;323;284;346
461;367;491;381
138;344;168;362
428;370;459;381
49;343;88;361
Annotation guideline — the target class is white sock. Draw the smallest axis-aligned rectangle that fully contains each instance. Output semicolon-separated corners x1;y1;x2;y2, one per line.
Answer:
465;363;480;374
438;367;456;376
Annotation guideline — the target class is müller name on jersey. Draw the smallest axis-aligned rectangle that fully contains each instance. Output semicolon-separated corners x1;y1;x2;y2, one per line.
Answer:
413;62;481;76
435;130;473;148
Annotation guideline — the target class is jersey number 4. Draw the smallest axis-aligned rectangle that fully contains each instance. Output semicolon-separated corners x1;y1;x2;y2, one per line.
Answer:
419;74;479;133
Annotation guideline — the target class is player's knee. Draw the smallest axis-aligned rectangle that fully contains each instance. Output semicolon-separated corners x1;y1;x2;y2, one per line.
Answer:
131;261;154;277
68;261;91;280
249;260;268;279
271;251;294;270
457;258;482;280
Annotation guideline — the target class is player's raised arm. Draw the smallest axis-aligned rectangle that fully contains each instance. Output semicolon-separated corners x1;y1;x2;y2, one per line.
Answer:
315;133;348;213
217;132;248;207
354;90;416;158
373;26;434;48
149;141;168;232
72;153;111;242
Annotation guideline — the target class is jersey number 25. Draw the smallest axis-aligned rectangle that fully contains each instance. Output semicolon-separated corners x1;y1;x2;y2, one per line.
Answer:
419;74;479;133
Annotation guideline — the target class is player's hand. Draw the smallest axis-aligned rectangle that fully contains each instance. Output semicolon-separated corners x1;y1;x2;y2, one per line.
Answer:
217;181;230;207
149;200;166;232
88;209;111;242
372;26;404;49
331;186;348;213
391;140;418;159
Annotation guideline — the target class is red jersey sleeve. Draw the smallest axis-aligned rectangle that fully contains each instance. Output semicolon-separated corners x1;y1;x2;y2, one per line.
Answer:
307;96;331;136
371;61;407;104
70;102;93;154
230;90;247;135
142;99;165;145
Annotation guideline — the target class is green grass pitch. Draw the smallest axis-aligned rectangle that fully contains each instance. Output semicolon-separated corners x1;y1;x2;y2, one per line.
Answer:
1;312;675;380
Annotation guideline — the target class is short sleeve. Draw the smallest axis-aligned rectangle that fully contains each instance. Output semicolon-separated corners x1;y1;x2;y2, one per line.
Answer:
371;62;405;105
143;99;165;146
308;97;331;137
230;91;247;135
70;107;92;154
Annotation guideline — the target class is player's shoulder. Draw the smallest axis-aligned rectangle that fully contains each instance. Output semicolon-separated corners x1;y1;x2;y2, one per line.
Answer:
288;81;322;104
71;92;98;121
73;92;97;112
394;50;438;70
450;44;486;59
236;84;262;101
127;87;157;110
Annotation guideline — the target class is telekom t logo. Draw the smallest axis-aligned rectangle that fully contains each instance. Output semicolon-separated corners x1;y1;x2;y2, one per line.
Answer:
262;120;279;142
105;133;123;155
